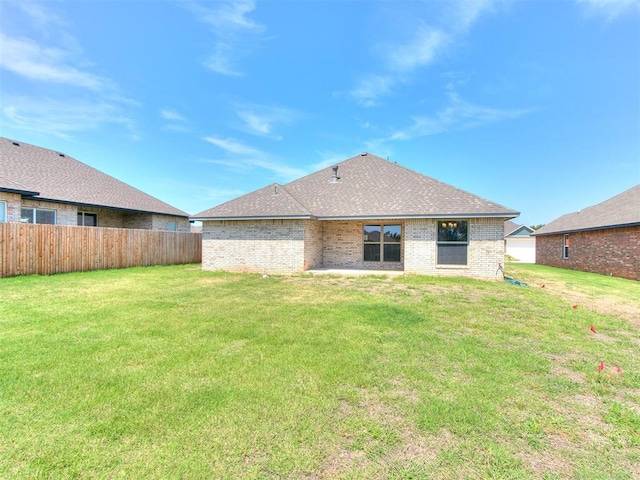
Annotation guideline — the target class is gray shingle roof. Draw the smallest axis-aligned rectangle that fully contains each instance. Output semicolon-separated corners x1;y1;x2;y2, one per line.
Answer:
504;220;522;236
534;185;640;235
198;183;312;219
194;153;518;220
504;220;534;237
0;137;189;217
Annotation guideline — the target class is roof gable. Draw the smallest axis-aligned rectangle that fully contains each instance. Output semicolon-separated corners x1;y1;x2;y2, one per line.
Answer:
534;185;640;235
504;220;534;237
0;137;189;217
194;153;519;220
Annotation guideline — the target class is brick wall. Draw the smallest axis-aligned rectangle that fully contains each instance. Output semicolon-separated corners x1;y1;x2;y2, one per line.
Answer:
304;220;323;270
202;219;307;273
0;193;189;232
0;191;22;222
322;220;404;270
21;199;77;225
536;226;640;281
405;217;505;278
201;217;506;277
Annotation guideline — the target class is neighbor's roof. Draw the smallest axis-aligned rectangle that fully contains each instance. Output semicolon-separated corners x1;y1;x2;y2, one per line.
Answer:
504;220;534;237
0;137;189;217
193;153;519;220
534;184;640;236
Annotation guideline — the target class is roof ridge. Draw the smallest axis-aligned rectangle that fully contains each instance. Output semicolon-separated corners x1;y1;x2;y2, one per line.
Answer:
275;183;313;216
576;184;640;215
383;156;517;212
1;137;190;217
534;184;639;235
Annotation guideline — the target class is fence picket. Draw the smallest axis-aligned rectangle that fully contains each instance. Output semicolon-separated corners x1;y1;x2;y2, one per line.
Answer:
0;223;202;277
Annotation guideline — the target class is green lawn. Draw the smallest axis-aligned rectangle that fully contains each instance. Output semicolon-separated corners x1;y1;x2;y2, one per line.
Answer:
1;264;639;479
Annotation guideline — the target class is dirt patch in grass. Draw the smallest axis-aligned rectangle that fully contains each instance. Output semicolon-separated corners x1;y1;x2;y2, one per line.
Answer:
515;439;574;479
505;265;640;326
320;389;457;477
546;353;587;385
286;275;487;306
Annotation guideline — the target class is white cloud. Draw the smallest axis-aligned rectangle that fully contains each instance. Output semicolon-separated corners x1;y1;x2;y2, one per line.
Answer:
348;0;500;106
349;75;396;107
183;0;265;76
234;103;300;138
203;43;243;77
0;33;110;91
449;0;499;32
0;4;136;139
0;96;135;139
203;135;306;179
238;111;272;136
204;136;262;156
385;92;533;141
16;0;67;28
576;0;640;20
249;158;307;179
384;26;449;72
160;108;188;122
193;0;262;31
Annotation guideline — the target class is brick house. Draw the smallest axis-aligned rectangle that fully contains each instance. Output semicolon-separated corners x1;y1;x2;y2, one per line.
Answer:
192;153;519;277
0;137;190;231
533;185;639;280
504;220;536;263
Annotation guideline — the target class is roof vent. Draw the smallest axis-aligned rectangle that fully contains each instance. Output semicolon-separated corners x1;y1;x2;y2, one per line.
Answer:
12;141;20;146
58;153;66;157
330;165;340;183
360;152;368;156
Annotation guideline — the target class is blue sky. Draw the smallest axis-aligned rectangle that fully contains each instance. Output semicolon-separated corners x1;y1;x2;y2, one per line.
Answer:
1;0;638;225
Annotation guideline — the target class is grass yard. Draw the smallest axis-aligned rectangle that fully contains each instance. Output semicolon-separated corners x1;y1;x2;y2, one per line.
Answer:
1;264;639;479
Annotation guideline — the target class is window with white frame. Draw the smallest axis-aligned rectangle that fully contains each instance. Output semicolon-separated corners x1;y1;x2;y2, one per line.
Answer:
77;212;98;226
0;201;6;223
167;221;177;231
563;234;569;259
21;207;56;224
437;220;468;265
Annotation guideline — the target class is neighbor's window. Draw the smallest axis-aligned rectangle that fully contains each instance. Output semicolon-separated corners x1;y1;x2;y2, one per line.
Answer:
364;224;401;262
21;207;56;225
563;234;569;259
0;201;6;223
167;221;177;232
77;212;98;227
437;220;468;265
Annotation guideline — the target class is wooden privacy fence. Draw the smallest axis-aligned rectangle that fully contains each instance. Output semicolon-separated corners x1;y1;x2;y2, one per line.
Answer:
0;223;202;277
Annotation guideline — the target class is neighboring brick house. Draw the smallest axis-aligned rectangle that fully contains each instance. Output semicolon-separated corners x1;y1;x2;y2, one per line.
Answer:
533;185;639;280
504;220;536;263
0;137;190;231
192;153;519;278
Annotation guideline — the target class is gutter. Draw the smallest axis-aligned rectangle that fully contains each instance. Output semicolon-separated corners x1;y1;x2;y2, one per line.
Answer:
190;215;315;221
17;197;190;218
532;222;640;236
0;187;40;197
192;213;519;222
